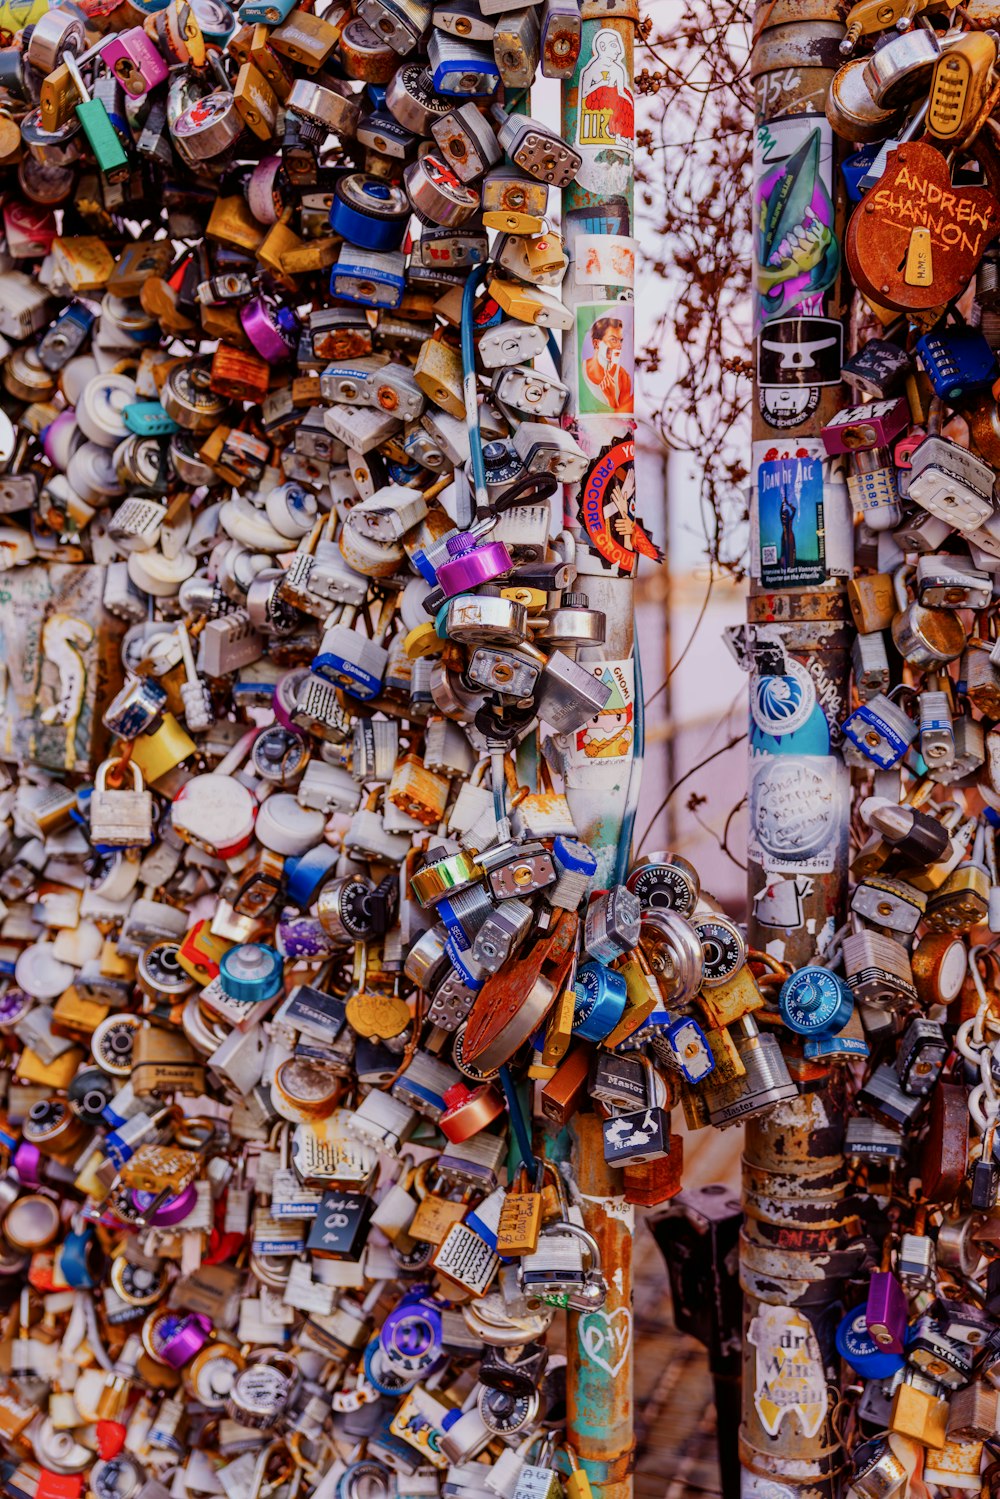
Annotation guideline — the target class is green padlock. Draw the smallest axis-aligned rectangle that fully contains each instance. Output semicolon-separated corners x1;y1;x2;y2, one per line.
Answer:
63;54;129;180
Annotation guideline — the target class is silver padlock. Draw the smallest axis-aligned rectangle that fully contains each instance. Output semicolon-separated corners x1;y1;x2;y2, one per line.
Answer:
89;758;154;848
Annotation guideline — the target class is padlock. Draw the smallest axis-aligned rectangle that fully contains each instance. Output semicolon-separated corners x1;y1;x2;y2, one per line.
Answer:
90;759;154;848
601;1056;671;1166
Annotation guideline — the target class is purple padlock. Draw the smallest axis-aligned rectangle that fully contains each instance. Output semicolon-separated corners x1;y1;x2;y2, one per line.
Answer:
241;297;299;364
865;1267;908;1355
100;28;169;98
821;397;910;456
436;532;512;597
153;1312;213;1368
130;1182;199;1226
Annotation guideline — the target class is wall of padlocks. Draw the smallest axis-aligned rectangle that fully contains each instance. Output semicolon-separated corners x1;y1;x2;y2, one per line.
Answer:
0;0;721;1493
739;0;1000;1493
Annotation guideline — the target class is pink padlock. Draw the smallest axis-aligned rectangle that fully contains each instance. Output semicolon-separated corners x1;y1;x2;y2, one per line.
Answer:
820;396;910;456
100;28;169;97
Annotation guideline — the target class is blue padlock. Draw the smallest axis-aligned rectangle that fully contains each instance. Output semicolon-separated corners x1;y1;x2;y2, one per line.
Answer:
779;966;854;1037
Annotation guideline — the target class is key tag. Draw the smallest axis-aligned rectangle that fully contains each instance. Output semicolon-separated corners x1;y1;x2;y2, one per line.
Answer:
496;1163;544;1256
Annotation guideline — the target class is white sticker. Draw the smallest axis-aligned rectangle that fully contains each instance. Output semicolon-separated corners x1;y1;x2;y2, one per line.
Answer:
573;29;635;195
574;233;637;288
747;753;847;875
748;1305;827;1439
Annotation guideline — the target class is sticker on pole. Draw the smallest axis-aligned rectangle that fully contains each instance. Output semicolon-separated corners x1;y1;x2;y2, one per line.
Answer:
753;441;826;588
573;28;634;195
754;115;838;336
565;658;634;775
574;234;636;288
577;302;634;417
747;754;846;874
577;438;661;575
748;1305;827;1439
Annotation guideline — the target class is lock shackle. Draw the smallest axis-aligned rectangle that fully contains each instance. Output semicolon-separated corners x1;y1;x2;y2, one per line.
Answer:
471;473;559;536
748;948;790;989
544;1219;602;1273
892;564;914;613
175;1115;219;1151
101;748;141;791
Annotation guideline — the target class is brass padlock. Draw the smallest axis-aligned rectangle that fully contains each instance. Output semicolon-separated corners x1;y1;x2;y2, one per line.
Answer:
496;1165;543;1256
414;337;465;418
131;1026;207;1096
848;572;896;634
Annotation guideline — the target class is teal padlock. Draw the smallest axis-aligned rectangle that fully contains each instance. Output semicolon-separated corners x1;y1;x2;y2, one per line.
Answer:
124;401;179;437
64;55;129;180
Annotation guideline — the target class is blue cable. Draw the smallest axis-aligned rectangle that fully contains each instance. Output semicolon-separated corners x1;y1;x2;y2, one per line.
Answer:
614;621;644;888
461;262;490;512
498;1064;537;1173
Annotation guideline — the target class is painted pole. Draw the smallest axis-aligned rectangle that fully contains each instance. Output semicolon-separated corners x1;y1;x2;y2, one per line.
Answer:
559;0;650;893
742;5;854;1497
565;1113;634;1499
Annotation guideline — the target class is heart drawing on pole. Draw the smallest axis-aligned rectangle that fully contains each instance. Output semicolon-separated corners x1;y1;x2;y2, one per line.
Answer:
579;1306;633;1376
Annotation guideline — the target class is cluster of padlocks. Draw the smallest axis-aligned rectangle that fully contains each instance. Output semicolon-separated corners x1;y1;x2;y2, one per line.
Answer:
0;0;817;1490
754;12;1000;1492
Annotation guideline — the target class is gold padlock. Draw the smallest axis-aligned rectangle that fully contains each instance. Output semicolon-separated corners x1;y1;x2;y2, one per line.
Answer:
848;572;896;634
234;61;279;139
889;1379;949;1449
129;713;197;784
40;61;80;131
386;754;450;826
207;196;266;253
131;1027;207;1096
414;338;465;419
269;10;340;68
495;1166;543;1256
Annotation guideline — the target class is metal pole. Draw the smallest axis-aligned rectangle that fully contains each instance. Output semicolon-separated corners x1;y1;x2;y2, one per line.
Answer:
560;0;644;892
566;1114;634;1499
742;5;854;1496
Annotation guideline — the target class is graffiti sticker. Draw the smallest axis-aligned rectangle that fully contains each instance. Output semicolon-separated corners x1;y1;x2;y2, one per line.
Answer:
578;439;661;575
574;29;634;194
754;115;839;335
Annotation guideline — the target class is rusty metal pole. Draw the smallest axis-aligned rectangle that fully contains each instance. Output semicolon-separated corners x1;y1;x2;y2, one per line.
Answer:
742;4;857;1497
566;1114;633;1499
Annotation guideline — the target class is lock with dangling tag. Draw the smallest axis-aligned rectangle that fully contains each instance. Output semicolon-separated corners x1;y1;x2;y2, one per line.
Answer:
601;1055;671;1166
90;758;154;847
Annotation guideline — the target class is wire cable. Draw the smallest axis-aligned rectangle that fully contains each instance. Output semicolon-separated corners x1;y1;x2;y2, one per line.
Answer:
614;620;644;887
461;262;490;513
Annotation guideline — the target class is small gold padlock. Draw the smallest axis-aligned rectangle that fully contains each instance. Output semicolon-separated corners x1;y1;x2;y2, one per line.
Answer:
408;1162;468;1245
495;1165;543;1256
414;337;465;419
